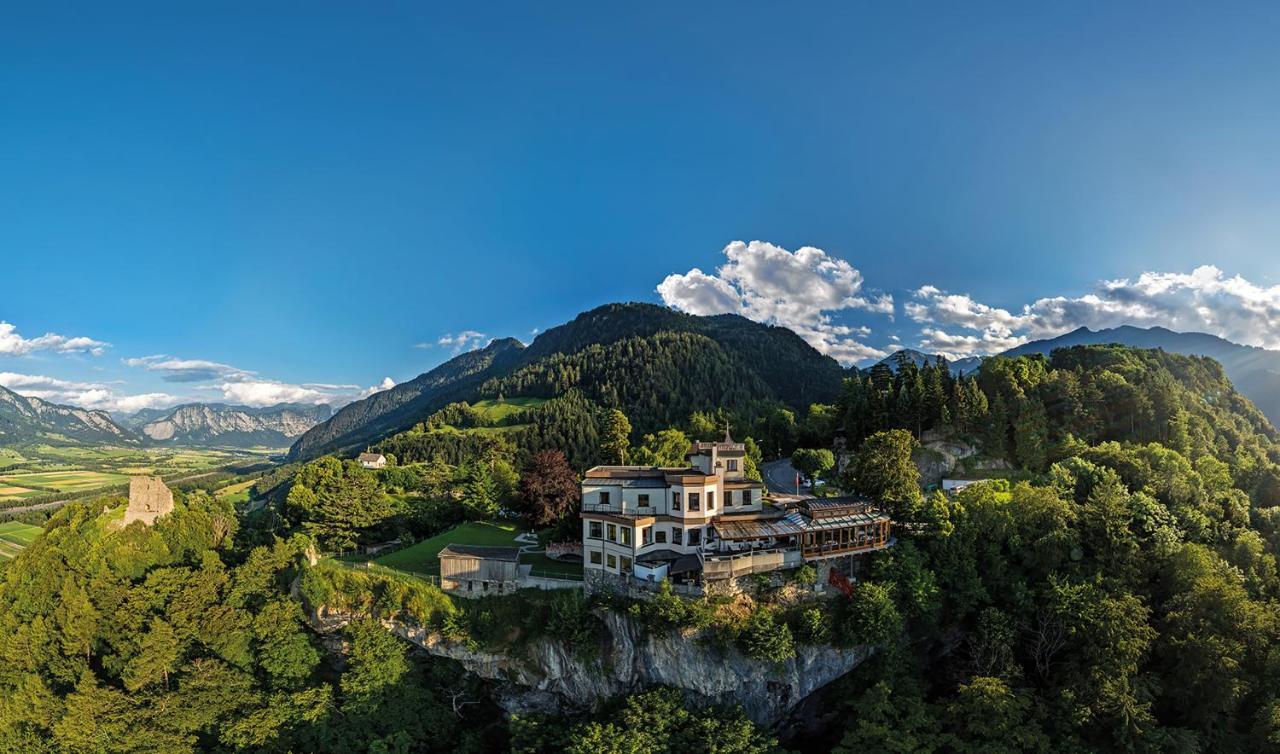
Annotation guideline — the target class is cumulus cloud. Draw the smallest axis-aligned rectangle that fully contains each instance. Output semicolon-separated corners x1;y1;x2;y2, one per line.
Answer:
0;321;109;356
658;241;893;365
414;331;490;353
908;265;1280;359
0;371;179;413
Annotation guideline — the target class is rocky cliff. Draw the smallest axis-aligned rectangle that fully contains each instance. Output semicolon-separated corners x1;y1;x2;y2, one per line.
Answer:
138;402;332;447
311;605;872;725
0;384;136;444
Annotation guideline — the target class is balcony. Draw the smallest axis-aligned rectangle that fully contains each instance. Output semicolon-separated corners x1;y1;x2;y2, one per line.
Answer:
582;502;659;516
702;547;802;580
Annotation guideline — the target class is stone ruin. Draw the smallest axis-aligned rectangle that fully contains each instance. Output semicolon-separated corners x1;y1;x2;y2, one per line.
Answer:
124;476;174;526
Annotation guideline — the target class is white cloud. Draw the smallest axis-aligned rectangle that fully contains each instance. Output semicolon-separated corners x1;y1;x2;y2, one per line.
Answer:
438;330;489;353
658;240;893;365
218;380;332;407
217;376;397;408
908;265;1280;359
359;377;396;399
123;355;253;382
0;321;109;356
0;371;179;413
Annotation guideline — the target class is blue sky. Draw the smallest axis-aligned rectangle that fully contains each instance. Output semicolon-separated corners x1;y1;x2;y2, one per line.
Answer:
4;2;1280;412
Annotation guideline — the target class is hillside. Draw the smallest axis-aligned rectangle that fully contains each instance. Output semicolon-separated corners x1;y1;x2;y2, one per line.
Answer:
288;337;527;459
0;385;136;445
1003;325;1280;427
134;402;332;448
289;303;846;461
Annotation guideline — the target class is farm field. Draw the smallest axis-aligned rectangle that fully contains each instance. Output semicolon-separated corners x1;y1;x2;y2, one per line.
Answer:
0;521;42;562
215;479;257;504
0;444;276;506
0;470;131;493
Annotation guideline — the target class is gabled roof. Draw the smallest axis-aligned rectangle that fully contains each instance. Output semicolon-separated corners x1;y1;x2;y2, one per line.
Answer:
438;544;521;562
358;452;385;462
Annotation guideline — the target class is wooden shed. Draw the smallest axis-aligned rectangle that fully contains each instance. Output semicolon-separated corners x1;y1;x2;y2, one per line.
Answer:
438;544;522;595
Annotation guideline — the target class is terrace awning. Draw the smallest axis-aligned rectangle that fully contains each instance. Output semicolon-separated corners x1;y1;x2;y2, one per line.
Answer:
713;517;805;540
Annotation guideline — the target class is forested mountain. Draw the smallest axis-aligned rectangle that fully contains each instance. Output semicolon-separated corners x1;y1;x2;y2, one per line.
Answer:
133;403;333;448
289;303;845;461
288;338;526;460
1003;325;1280;427
0;385;136;445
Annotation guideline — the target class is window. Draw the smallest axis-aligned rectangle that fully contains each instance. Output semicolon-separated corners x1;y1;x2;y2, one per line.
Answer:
725;490;734;507
656;530;667;544
620;556;632;573
673;529;683;545
622;527;632;546
673;491;681;510
689;493;700;511
590;551;602;565
642;527;653;545
742;490;752;505
688;528;702;546
607;524;617;542
599;491;610;505
588;521;603;539
607;554;617;569
728;459;738;472
707;491;715;511
638;494;650;507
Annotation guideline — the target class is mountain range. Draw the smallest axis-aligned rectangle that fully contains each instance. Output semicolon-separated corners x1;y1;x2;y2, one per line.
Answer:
873;349;982;376
7;307;1280;455
288;302;847;460
126;403;333;448
0;388;332;449
294;309;1280;460
0;384;137;445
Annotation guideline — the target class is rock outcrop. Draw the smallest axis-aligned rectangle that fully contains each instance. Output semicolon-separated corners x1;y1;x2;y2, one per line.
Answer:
124;476;173;526
311;606;872;725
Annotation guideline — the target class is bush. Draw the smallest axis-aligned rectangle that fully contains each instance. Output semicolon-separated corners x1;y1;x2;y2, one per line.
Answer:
739;608;796;663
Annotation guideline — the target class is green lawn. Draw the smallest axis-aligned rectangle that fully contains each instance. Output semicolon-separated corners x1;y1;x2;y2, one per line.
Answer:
470;397;547;423
373;521;523;574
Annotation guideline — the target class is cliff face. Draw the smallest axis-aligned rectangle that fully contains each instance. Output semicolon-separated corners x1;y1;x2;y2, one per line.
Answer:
312;606;871;725
0;384;136;444
138;402;332;447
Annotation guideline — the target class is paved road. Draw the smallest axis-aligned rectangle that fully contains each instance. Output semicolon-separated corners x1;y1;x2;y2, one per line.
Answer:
761;458;811;499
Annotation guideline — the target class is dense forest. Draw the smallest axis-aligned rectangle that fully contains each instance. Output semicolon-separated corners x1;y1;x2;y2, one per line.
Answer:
9;342;1280;751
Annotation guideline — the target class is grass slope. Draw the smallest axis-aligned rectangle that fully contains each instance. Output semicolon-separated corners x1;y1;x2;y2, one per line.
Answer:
373;521;522;574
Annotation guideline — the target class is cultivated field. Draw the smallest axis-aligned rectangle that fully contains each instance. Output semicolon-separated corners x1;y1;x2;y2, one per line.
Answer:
0;445;276;507
0;521;42;562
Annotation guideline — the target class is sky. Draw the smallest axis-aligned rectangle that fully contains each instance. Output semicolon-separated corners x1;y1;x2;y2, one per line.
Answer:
4;2;1280;413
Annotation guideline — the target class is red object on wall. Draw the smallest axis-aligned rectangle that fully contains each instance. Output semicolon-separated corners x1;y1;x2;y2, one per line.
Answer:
828;566;855;598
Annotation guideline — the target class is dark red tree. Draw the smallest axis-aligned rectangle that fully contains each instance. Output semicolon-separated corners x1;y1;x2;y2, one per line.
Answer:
517;449;580;526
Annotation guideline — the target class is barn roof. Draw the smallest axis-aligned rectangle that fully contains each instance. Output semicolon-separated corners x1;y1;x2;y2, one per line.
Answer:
438;545;521;562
